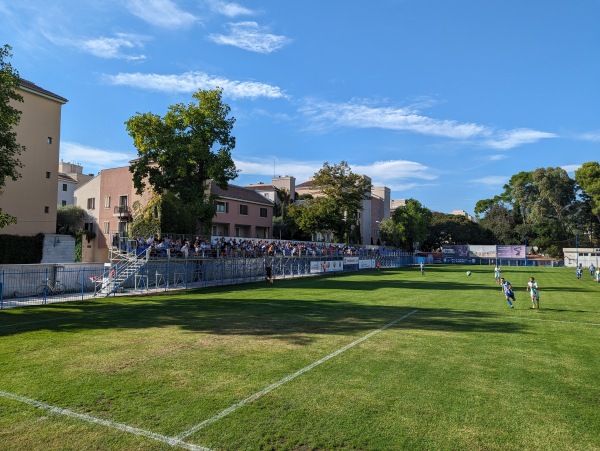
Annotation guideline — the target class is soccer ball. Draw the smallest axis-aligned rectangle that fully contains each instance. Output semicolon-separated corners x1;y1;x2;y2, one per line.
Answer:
466;271;472;276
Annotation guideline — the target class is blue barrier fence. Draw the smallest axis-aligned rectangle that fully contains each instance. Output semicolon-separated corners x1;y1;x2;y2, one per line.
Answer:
0;253;415;310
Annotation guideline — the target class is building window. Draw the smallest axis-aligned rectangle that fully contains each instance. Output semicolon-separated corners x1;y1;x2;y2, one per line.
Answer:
104;196;111;208
84;222;94;233
235;227;240;237
216;201;228;213
61;200;67;206
46;172;51;179
103;222;110;234
87;198;95;210
239;204;248;215
62;183;67;191
44;206;49;213
47;137;52;144
119;195;128;207
260;207;268;218
264;193;270;199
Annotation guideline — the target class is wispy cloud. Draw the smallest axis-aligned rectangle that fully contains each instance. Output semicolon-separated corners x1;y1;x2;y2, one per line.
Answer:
578;132;600;142
234;158;438;192
485;128;557;149
126;0;197;28
60;142;136;173
561;164;581;174
73;33;148;61
235;158;319;182
300;99;558;150
208;21;291;54
208;0;255;17
300;100;488;139
352;160;437;182
104;71;287;99
489;154;508;161
470;175;508;187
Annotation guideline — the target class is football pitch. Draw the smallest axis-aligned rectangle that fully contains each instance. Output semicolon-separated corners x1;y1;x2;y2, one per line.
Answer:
1;265;599;450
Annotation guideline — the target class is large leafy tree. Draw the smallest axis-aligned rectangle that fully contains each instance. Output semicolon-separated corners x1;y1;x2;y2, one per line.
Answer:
422;211;495;251
306;161;372;243
575;162;600;220
0;44;25;228
127;88;238;234
386;199;432;251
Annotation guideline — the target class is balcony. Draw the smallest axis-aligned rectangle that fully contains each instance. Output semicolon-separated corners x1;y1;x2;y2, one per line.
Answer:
113;205;132;219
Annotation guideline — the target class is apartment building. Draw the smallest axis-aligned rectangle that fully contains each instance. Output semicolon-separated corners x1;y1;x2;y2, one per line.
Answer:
75;167;275;262
0;79;67;235
295;176;390;245
74;166;151;262
57;161;94;207
211;182;274;239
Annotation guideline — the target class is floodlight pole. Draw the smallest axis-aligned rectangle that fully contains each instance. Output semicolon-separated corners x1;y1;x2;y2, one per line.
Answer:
576;233;579;268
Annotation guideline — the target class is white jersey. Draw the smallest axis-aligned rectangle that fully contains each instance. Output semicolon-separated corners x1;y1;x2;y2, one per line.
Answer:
528;281;539;297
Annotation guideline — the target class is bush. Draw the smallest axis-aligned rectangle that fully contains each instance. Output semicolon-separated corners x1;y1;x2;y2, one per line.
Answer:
0;233;44;263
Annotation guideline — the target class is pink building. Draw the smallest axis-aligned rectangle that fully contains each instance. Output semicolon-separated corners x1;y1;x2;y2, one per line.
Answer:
210;182;274;239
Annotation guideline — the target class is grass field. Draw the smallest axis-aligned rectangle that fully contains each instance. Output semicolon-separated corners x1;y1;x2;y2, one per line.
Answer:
1;265;599;450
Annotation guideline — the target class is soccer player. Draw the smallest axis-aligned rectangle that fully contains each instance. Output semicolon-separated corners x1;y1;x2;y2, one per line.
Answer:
576;266;582;280
526;276;540;309
420;261;425;276
500;277;515;308
265;265;273;284
494;265;501;284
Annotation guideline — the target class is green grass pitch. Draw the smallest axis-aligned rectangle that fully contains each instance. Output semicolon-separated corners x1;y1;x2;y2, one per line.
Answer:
1;265;599;450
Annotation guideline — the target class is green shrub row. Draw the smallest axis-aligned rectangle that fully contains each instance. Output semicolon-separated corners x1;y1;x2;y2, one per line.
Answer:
0;233;44;264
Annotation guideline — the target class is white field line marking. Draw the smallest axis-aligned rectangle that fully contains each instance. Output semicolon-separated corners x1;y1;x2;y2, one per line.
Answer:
176;309;419;441
0;390;210;451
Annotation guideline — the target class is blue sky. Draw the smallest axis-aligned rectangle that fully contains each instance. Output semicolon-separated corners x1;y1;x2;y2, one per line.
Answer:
2;1;599;215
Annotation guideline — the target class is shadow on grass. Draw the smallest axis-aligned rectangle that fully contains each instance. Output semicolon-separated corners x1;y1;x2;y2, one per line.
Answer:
0;281;527;343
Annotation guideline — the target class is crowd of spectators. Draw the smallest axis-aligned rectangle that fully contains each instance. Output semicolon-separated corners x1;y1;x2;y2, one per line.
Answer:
120;235;400;259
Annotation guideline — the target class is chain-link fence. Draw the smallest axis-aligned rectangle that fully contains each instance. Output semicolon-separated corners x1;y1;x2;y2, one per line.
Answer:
0;253;415;310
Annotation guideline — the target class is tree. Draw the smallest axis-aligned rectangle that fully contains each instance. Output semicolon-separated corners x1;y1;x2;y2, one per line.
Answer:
0;44;25;228
575;162;600;220
422;211;495;251
127;88;238;234
378;218;402;247
297;161;372;243
390;199;432;251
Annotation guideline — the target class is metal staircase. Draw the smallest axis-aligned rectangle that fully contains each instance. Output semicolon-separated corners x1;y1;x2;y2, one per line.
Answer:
99;247;150;297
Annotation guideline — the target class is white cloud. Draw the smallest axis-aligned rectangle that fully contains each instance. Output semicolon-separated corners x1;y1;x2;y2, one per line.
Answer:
485;128;557;150
470;176;508;187
489;154;508;161
208;21;290;54
60;142;136;173
208;0;255;17
300;100;489;139
126;0;197;28
78;33;148;61
578;132;600;142
234;158;438;192
235;159;319;182
352;160;437;183
561;164;581;174
104;71;287;99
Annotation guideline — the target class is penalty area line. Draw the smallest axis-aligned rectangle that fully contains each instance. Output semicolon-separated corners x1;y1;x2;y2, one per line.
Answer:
175;309;419;441
0;390;210;451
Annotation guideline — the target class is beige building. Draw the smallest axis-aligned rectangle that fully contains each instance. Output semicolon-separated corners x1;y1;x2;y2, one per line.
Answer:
57;161;94;207
0;79;67;235
295;176;390;245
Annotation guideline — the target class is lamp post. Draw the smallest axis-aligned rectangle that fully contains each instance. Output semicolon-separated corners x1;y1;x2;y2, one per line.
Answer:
524;236;527;267
576;233;579;269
